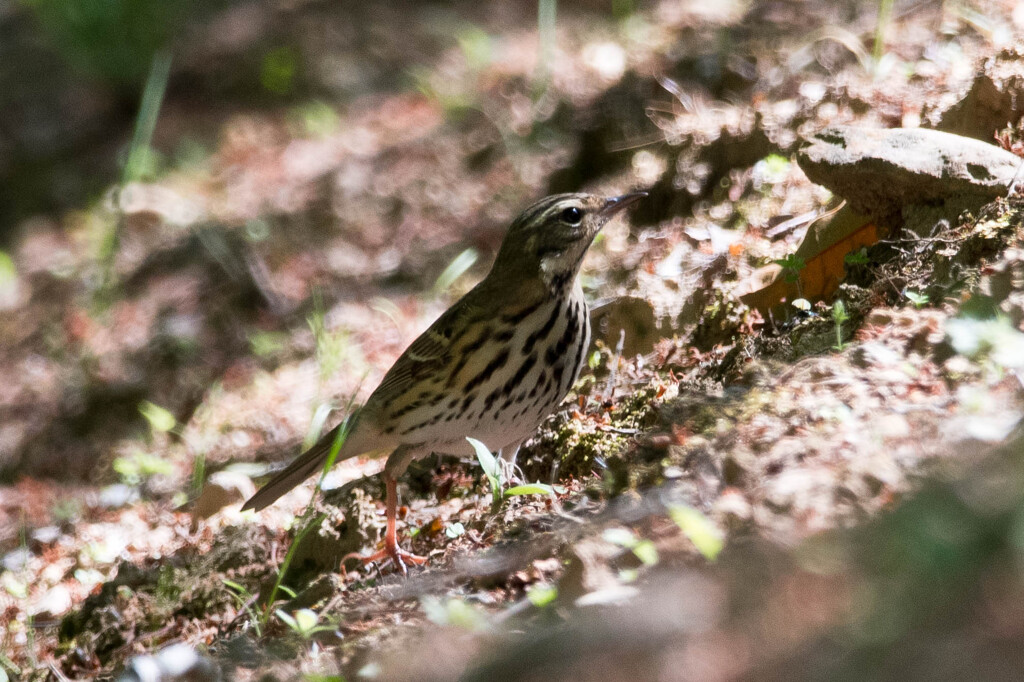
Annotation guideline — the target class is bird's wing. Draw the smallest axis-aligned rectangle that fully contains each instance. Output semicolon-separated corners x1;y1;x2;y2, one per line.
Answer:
370;300;470;407
243;291;494;513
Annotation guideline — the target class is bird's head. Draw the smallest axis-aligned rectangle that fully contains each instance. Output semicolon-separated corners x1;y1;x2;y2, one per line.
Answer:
492;192;646;290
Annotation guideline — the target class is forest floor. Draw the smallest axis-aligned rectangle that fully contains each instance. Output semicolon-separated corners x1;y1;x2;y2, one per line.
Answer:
3;1;1024;680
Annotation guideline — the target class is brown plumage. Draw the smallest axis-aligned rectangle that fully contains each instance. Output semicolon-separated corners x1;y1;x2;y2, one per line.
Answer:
242;192;645;571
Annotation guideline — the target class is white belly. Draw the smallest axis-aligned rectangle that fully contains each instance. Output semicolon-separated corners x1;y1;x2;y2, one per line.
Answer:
395;291;590;457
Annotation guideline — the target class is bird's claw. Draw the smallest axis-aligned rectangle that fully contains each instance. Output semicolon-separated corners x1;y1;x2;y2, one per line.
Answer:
343;544;427;576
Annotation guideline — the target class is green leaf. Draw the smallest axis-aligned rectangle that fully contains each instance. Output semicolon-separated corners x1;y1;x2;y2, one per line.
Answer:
618;568;639;583
0;250;17;293
844;249;870;266
261;46;298;95
759;153;791;182
1;574;28;599
831;299;850;323
139;400;176;433
304;402;333;450
421;596;488;631
946;316;1024;370
357;662;382;679
668;505;725;561
434;248;479;294
467;437;499;478
467;436;501;488
526;583;558;607
904;289;929;308
221;579;250;596
445;522;466;539
467;437;502;508
772;254;806;272
504;483;555;497
294;608;319;635
631;540;659;566
275;608;298;631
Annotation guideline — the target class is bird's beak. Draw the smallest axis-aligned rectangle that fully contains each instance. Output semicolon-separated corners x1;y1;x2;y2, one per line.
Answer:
600;192;647;217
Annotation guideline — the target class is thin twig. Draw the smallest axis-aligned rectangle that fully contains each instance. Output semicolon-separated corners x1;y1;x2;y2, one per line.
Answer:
48;663;71;682
597;426;641;435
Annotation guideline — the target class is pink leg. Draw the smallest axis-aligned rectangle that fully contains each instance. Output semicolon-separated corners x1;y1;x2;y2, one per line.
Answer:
344;475;426;575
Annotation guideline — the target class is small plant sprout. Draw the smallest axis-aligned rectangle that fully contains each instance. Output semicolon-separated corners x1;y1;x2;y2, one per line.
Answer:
755;153;792;186
112;450;173;487
261;514;325;628
433;247;479;295
872;0;895;68
527;583;558;607
221;579;262;637
466;437;556;512
421;596;490;631
832;299;850;351
667;505;724;561
275;608;337;640
261;412;353;628
99;49;172;299
468;436;503;510
773;253;806;301
139;400;176;434
602;527;659;567
844;249;870;266
904;289;929;309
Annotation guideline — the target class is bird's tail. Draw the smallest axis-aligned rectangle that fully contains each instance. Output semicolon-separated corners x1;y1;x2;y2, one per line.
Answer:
241;421;353;512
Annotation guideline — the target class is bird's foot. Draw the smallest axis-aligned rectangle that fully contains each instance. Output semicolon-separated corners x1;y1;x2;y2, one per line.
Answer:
343;543;427;576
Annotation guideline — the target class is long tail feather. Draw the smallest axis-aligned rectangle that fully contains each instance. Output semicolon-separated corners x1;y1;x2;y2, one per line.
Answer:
241;423;349;512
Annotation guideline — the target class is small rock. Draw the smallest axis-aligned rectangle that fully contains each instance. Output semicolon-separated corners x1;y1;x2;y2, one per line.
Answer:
931;47;1024;141
32;584;72;617
98;484;140;509
798;127;1021;223
191;471;257;521
2;546;31;571
118;643;218;682
31;525;61;546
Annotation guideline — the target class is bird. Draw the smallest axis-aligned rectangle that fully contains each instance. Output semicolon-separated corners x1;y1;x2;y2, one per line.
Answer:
241;191;646;572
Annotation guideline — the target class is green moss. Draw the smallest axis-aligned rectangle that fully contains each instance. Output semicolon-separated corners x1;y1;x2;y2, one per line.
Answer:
692;290;753;351
59;525;277;666
527;385;661;481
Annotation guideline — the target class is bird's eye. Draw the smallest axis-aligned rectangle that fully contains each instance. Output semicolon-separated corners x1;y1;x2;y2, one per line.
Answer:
560;206;583;225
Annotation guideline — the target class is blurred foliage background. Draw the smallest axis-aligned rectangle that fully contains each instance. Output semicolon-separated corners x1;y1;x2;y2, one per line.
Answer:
2;0;1024;679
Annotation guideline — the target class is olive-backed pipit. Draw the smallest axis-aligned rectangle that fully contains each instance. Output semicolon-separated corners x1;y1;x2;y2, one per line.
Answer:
242;192;646;571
